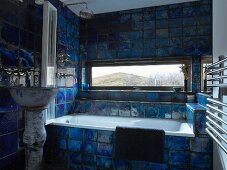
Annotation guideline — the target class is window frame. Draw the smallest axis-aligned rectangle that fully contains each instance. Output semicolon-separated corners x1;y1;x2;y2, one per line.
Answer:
86;58;191;91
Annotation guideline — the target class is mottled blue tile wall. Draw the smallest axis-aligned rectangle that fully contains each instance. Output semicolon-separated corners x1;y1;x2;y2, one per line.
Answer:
0;0;79;169
196;92;210;107
41;0;79;118
0;0;42;168
74;99;186;120
44;125;212;170
77;90;190;102
78;0;212;94
191;56;202;93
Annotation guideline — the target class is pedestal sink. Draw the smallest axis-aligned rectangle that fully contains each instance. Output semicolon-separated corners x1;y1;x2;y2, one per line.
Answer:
7;87;58;170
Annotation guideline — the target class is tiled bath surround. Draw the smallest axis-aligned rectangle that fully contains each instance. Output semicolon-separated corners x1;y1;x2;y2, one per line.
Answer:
74;100;186;120
44;122;212;170
0;0;79;169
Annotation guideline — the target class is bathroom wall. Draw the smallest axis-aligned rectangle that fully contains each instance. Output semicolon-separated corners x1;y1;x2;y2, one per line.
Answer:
0;0;79;169
0;0;42;169
78;0;212;94
75;0;212;119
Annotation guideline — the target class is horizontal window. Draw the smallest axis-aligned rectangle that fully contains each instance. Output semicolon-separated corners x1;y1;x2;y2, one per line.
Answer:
90;64;184;89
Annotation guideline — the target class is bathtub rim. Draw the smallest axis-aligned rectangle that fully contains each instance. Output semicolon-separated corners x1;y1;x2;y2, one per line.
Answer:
47;113;195;138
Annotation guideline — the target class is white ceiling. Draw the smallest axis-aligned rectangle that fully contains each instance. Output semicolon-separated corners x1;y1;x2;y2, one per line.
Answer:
60;0;199;15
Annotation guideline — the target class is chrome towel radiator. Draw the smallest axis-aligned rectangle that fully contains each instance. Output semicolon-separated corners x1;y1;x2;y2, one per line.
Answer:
206;55;227;154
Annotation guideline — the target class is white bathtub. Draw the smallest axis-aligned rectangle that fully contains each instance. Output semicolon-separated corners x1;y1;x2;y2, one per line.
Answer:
49;114;195;137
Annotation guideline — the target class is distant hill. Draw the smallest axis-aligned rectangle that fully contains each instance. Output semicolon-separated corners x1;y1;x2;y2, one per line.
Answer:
92;72;150;86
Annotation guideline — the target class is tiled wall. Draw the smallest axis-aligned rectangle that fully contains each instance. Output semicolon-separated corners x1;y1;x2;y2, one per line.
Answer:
44;124;212;170
78;0;212;93
47;0;79;118
0;0;79;169
74;100;186;120
0;0;42;169
196;92;210;107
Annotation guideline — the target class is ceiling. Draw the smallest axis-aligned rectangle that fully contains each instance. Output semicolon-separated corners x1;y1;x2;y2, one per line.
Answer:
60;0;199;15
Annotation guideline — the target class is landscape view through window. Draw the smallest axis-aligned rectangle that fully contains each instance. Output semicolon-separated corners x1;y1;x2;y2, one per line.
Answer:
92;64;184;87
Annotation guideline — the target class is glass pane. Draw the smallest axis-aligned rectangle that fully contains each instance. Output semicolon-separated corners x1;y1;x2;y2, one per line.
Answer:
92;65;184;86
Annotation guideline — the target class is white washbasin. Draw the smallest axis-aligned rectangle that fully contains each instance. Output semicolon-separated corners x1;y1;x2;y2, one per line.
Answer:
7;87;58;109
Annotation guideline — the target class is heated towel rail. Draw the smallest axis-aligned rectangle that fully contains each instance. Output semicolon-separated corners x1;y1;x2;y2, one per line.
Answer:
205;55;227;154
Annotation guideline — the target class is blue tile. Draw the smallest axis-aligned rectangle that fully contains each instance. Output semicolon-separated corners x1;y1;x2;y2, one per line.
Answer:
107;102;119;116
130;160;150;170
156;38;169;47
144;39;156;49
144;21;155;30
169;8;182;18
56;88;65;104
169;28;182;37
66;88;74;102
68;140;82;152
58;14;67;31
146;93;159;102
132;13;143;22
69;152;81;168
97;143;113;157
150;163;168;170
131;103;144;117
156;20;168;29
55;104;65;118
156;10;168;19
172;104;185;120
114;159;129;170
195;112;206;135
145;103;159;118
169;151;190;166
169;137;189;150
74;100;93;113
97;156;113;169
93;101;108;115
183;27;197;36
98;130;114;143
144;11;155;21
20;30;34;50
156;29;169;38
1;22;19;45
82;154;97;166
190;137;212;153
170;37;182;48
190;153;211;169
83;142;97;154
57;139;67;150
169;19;182;28
119;102;131;117
132;21;143;30
183;17;196;26
84;129;97;141
0;43;18;67
164;136;169;149
0;111;17;135
144;30;156;38
159;104;172;118
54;149;68;166
54;126;68;138
0;132;17;158
69;128;82;140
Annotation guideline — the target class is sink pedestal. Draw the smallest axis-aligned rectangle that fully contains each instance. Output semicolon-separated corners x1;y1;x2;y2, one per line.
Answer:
7;87;58;170
23;107;47;170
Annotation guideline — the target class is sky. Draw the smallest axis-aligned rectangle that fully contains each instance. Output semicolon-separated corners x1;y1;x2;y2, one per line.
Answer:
92;64;183;78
